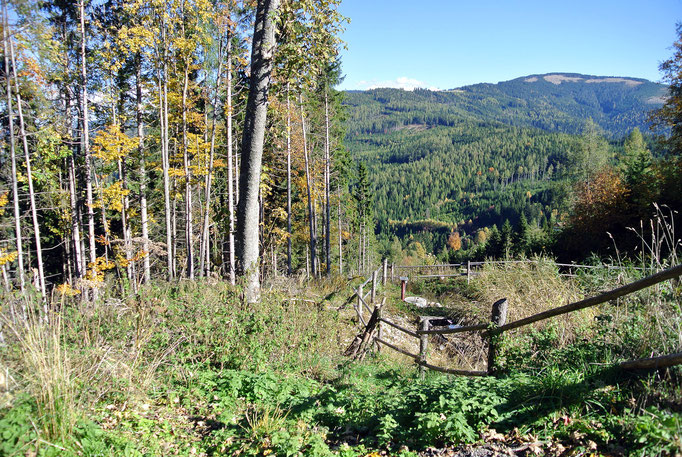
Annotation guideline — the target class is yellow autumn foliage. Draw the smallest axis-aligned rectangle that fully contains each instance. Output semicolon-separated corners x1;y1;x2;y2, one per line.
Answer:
85;257;117;283
55;282;81;297
92;124;138;163
0;191;9;215
0;250;18;267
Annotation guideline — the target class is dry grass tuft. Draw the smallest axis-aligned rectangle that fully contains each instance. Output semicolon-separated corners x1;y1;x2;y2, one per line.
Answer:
2;305;79;444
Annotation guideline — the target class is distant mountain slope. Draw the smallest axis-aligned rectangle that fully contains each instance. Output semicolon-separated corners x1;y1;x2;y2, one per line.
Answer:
343;73;668;253
345;73;666;138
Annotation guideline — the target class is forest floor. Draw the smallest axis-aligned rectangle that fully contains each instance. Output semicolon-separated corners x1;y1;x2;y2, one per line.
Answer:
0;260;681;456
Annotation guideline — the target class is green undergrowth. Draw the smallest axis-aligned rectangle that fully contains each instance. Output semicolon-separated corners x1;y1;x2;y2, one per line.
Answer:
1;269;681;456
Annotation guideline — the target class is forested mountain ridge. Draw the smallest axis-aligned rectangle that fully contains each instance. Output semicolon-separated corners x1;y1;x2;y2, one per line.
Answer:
345;72;666;138
343;73;667;257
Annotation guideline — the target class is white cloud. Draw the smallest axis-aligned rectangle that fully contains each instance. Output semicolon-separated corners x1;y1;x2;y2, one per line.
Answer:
355;76;439;91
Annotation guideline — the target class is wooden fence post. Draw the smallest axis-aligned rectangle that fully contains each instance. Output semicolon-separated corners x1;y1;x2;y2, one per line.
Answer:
391;263;395;282
376;302;383;353
371;270;378;304
383;258;388;285
419;317;429;380
487;298;508;376
357;284;364;322
466;260;471;284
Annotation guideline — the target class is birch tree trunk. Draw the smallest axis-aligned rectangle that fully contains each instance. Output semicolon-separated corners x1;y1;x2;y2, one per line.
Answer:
286;84;292;276
299;94;317;278
67;103;83;281
79;0;96;272
201;35;224;278
226;38;236;285
181;65;194;279
236;0;280;303
324;90;331;276
137;55;150;283
337;183;343;275
159;15;174;280
9;27;45;297
2;6;25;290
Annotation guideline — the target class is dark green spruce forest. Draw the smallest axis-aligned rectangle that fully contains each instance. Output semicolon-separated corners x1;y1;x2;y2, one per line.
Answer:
344;73;682;263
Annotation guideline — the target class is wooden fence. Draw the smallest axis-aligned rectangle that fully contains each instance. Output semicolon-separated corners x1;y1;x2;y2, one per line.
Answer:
349;262;682;377
390;259;642;283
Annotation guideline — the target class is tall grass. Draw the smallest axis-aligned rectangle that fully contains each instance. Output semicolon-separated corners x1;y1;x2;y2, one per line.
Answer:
2;304;78;445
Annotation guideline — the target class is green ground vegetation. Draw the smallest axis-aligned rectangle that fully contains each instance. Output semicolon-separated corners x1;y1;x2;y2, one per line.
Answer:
1;258;680;456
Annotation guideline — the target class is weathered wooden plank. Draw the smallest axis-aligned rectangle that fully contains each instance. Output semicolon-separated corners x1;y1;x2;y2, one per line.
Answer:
379;317;419;338
395;264;462;269
417;361;487;377
414;273;473;279
375;337;420;360
417;323;488;336
620;352;682;371
490;264;682;335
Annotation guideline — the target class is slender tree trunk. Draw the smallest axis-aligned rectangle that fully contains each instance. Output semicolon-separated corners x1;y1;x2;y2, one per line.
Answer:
136;55;150;283
78;0;96;275
286;83;292;276
357;220;362;274
226;38;236;285
201;36;224;278
118;157;136;291
299;94;317;278
337;183;343;275
159;16;173;280
3;7;24;291
236;0;280;302
92;171;110;262
172;182;178;276
324;90;331;276
181;62;194;279
9;28;45;296
67;100;83;281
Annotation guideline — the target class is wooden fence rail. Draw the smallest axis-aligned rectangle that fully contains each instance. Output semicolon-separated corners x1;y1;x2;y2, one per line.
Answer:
489;263;682;336
354;263;682;378
393;259;643;282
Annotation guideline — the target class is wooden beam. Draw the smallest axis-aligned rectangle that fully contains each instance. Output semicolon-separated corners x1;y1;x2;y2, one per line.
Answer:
375;337;420;360
490;264;682;335
395;264;462;269
620;352;682;371
417;323;488;336
379;317;419;338
417;361;487;377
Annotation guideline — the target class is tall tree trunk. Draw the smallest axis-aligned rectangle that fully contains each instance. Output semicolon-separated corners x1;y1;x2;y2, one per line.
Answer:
136;55;150;283
236;0;280;303
299;94;317;278
337;183;343;275
9;26;45;297
226;38;236;285
286;84;292;276
3;5;24;290
181;59;194;279
79;0;96;274
324;90;331;276
159;17;173;280
66;99;83;281
118;157;136;291
201;35;224;278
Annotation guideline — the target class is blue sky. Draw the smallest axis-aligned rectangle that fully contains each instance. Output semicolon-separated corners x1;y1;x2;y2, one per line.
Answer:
336;0;682;90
